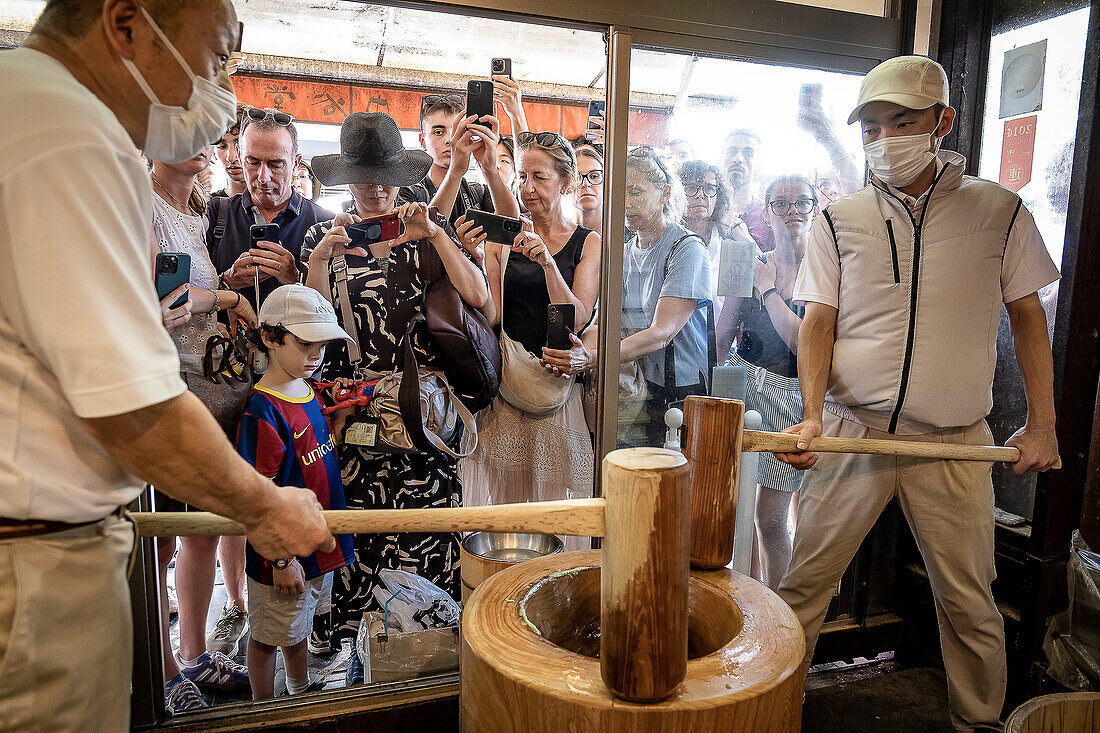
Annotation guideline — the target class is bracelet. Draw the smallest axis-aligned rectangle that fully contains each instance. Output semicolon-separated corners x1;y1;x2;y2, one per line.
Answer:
233;292;241;309
212;289;221;311
761;287;782;303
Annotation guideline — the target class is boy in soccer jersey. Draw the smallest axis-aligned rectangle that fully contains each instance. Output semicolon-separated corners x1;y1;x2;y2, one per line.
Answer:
237;284;356;699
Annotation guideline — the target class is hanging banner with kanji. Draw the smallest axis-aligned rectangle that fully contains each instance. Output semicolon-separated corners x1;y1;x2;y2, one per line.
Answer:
999;115;1037;192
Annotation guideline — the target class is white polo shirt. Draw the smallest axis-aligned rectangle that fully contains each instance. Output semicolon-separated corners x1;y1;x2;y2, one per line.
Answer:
0;48;185;522
794;151;1059;434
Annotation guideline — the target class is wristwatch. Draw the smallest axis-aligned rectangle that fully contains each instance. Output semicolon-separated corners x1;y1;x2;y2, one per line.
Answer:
761;287;782;303
272;557;291;570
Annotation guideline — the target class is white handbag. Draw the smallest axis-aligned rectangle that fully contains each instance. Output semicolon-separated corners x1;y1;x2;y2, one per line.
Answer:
496;245;575;416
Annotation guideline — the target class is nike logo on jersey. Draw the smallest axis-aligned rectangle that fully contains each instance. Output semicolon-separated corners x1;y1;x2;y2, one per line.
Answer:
293;427;308;439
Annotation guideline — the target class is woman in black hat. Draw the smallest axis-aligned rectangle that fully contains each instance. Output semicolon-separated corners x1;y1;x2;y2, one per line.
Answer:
300;112;488;670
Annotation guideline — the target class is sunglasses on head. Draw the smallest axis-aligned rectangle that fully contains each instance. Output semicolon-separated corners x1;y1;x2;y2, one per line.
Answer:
421;93;464;110
245;107;293;126
517;131;568;150
628;145;672;183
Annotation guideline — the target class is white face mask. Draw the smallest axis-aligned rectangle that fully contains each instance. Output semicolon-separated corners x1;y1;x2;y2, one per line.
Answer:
121;6;237;164
863;117;942;187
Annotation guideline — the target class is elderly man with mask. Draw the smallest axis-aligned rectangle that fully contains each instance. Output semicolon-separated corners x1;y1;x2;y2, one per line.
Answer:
207;110;332;311
776;56;1060;732
0;2;333;731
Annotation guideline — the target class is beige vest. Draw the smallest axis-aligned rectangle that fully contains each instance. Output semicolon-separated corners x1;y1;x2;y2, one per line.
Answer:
822;153;1023;434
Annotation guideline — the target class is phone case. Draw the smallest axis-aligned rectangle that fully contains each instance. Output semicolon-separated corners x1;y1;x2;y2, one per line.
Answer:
546;303;575;350
466;79;494;120
347;214;403;246
155;252;191;309
468;209;522;245
491;58;512;79
249;223;281;244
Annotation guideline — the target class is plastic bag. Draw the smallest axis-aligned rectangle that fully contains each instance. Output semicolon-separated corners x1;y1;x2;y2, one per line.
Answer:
1043;530;1100;690
353;570;461;684
369;569;460;634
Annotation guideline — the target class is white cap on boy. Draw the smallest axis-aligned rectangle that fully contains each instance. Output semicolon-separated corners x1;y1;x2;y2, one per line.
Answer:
258;284;353;344
848;55;950;125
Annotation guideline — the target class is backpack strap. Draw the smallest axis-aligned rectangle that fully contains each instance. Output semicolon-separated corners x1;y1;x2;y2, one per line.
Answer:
331;254;364;374
207;196;230;259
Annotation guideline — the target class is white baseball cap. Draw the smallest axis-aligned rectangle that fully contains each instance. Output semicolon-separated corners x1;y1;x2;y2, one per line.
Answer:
848;55;950;125
258;284;353;344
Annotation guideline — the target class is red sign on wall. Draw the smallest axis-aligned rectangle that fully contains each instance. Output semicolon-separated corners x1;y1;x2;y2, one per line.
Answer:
999;115;1037;192
233;74;670;145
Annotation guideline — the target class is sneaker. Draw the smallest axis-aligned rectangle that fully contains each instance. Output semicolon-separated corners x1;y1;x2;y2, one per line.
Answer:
345;651;364;686
179;651;251;692
165;674;208;714
206;605;248;658
307;614;332;656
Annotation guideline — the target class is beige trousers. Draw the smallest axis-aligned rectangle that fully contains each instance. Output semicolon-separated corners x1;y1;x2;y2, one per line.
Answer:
0;515;134;733
778;411;1007;732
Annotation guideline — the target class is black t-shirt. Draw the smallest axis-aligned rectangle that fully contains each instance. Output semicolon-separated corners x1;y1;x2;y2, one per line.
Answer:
400;175;493;228
734;294;803;377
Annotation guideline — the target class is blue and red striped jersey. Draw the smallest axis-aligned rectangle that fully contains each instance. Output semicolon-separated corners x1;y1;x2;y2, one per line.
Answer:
237;382;354;584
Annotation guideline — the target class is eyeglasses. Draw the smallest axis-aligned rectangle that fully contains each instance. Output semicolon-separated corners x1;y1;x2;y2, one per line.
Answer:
684;183;718;198
768;198;816;215
245;107;293;126
579;169;604;187
421;93;464;111
517;131;568;150
627;145;672;184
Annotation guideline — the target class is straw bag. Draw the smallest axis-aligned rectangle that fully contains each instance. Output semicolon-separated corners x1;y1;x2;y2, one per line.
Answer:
496;245;574;415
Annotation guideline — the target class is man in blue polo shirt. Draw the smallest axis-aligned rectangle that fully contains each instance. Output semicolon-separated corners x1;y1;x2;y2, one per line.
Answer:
206;110;332;311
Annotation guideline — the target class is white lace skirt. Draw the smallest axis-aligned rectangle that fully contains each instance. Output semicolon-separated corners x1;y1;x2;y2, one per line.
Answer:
459;384;595;551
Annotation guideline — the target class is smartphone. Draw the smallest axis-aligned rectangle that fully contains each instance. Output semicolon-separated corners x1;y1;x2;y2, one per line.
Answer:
346;213;404;246
799;83;823;112
466;79;494;120
155;252;191;309
586;100;606;143
491;57;512;79
250;222;280;245
546;303;575;350
467;209;523;245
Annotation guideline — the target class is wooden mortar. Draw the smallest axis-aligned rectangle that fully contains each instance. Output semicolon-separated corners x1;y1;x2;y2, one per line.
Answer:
460;550;805;732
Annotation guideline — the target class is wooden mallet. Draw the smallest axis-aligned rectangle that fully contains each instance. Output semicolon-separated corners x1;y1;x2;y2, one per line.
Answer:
682;394;1056;570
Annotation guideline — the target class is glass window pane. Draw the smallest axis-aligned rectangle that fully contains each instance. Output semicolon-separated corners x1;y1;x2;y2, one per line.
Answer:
617;47;863;452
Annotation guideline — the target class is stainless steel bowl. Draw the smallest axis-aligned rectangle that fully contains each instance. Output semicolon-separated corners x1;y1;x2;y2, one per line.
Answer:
461;532;564;563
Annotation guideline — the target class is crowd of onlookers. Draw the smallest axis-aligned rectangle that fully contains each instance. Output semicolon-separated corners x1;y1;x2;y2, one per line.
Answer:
150;77;861;711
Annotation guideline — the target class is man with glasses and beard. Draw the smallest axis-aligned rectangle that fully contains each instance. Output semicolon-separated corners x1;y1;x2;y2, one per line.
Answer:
207;108;333;311
0;2;332;730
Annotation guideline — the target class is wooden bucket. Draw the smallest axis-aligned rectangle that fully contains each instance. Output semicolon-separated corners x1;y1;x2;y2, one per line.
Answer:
460;550;805;732
1005;693;1100;733
459;531;563;604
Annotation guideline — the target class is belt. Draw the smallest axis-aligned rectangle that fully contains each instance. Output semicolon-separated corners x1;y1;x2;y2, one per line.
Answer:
0;516;101;540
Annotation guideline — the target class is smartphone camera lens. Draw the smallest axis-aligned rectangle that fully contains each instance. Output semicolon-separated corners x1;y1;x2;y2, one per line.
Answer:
366;224;382;241
492;60;503;73
471;82;481;92
158;256;177;274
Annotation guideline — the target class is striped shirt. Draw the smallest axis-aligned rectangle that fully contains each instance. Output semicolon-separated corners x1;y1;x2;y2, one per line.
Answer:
237;383;354;584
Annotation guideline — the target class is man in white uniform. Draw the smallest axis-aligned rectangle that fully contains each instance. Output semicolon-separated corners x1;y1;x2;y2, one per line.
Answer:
0;2;334;730
777;56;1061;731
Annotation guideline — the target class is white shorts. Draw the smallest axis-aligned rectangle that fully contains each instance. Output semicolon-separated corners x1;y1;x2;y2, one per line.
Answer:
247;572;331;648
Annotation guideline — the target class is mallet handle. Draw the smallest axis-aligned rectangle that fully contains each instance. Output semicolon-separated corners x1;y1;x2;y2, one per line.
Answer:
129;499;606;539
742;430;1020;463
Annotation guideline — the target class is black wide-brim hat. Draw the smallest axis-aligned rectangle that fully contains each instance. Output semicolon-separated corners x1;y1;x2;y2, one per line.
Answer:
312;112;432;188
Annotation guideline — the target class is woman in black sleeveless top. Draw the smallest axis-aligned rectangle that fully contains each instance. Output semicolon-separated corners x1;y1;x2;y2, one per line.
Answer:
722;175;818;590
457;133;600;543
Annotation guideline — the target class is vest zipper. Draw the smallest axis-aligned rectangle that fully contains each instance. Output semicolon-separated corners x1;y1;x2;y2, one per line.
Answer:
884;165;950;434
885;219;900;284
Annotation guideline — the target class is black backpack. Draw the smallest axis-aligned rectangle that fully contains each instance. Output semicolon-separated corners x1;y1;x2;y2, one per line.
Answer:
415;240;501;413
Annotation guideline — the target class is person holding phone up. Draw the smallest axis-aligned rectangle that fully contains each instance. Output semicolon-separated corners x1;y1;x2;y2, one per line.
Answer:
150;145;259;712
300;112;488;667
402;93;520;229
206;110;333;311
455;132;600;539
